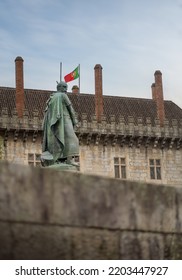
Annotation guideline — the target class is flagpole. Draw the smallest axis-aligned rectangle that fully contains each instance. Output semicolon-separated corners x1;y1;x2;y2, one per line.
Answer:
78;64;80;93
60;62;62;82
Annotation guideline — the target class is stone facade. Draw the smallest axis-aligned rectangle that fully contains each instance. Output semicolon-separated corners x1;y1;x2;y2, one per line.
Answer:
0;110;182;186
80;144;182;186
0;136;4;160
78;115;182;186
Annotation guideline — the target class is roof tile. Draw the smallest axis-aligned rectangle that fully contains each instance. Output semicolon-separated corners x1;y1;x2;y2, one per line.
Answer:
0;87;182;126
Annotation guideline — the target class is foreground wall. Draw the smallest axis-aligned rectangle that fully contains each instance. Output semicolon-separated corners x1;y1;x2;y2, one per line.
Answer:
0;160;182;260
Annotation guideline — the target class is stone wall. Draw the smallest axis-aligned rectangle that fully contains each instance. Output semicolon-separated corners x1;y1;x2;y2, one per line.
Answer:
80;143;182;187
0;161;182;260
0;111;182;186
3;132;42;165
1;134;182;186
0;136;4;160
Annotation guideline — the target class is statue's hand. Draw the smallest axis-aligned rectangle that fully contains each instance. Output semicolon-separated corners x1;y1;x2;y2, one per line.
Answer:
72;118;79;129
74;123;79;129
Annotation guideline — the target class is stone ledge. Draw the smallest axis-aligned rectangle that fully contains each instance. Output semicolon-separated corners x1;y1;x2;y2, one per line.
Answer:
0;160;181;233
0;160;182;260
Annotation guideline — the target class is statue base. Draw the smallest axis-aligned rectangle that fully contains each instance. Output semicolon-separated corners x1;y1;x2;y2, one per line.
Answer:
43;162;79;172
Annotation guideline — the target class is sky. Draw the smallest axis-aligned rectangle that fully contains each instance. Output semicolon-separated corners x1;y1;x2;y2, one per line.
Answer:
1;0;182;108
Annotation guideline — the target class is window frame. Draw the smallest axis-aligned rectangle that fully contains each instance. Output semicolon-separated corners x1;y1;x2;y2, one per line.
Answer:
114;157;127;179
149;158;161;180
28;153;41;167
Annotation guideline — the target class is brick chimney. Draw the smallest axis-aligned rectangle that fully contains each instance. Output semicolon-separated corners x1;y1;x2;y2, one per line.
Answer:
15;56;24;118
72;85;79;94
152;70;165;126
94;64;103;122
151;83;156;101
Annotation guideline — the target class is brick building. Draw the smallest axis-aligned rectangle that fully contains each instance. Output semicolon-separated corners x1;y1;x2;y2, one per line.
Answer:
0;57;182;186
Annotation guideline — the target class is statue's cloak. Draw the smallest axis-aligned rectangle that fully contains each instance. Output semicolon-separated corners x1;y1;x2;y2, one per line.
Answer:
42;91;79;162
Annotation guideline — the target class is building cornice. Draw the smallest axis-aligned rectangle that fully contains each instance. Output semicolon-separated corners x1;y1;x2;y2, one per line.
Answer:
0;109;182;149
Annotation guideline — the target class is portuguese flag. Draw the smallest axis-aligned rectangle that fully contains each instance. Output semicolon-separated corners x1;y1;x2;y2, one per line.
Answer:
64;66;79;83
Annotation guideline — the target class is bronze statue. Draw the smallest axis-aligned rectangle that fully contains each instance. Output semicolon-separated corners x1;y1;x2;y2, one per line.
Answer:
41;81;79;167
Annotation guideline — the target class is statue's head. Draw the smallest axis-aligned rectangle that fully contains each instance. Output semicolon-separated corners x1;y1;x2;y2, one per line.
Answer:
57;81;68;92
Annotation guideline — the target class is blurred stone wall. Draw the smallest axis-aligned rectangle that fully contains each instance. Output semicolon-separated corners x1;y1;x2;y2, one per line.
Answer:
0;161;182;260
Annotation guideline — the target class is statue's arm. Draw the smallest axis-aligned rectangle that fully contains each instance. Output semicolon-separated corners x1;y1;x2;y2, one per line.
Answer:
63;94;78;126
68;105;78;127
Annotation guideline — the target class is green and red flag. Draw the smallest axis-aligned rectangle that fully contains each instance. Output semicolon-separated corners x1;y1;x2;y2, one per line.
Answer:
64;66;79;83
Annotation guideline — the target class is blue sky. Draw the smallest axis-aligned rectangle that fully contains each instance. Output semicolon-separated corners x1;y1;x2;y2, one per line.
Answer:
1;0;182;108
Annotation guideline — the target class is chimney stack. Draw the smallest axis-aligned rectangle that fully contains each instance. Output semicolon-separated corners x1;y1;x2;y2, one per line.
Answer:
72;85;79;94
15;56;24;118
94;64;103;122
152;70;165;126
151;83;156;101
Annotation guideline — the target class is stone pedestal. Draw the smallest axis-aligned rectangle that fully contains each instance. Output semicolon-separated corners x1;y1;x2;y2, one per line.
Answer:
43;162;79;172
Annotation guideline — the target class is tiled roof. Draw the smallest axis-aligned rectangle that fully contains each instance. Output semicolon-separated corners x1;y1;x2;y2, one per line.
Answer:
0;86;182;125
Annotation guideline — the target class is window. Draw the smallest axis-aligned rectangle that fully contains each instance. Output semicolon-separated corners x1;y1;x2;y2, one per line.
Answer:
149;159;161;180
28;153;41;167
114;157;126;179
